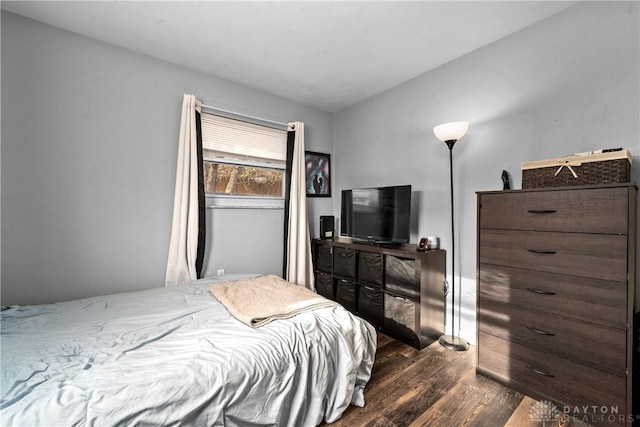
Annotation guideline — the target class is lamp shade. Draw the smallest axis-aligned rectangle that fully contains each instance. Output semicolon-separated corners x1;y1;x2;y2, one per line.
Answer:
433;121;469;142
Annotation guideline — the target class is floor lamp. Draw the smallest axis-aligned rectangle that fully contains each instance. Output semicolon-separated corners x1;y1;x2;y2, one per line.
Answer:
433;121;469;352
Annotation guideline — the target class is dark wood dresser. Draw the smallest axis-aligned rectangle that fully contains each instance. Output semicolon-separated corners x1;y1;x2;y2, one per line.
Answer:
312;238;445;349
476;183;637;426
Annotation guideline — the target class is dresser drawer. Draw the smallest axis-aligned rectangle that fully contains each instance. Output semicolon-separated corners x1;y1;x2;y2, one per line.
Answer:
385;255;419;298
315;243;332;273
478;264;627;329
383;293;418;343
478;187;629;234
478;299;626;375
358;252;383;285
479;229;627;282
335;279;356;313
478;332;626;423
315;272;334;300
333;247;356;278
358;284;382;328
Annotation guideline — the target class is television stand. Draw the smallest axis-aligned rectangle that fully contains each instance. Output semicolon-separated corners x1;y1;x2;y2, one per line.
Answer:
312;237;445;349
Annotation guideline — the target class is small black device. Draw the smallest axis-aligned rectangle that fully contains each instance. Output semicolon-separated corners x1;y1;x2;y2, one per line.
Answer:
501;170;511;190
319;215;334;239
417;238;428;252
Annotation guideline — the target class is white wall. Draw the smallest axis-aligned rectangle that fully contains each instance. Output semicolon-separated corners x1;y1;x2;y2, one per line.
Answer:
1;11;333;305
333;2;640;344
2;2;638;325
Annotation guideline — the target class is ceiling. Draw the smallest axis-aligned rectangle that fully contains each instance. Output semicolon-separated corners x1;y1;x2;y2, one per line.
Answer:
2;1;577;113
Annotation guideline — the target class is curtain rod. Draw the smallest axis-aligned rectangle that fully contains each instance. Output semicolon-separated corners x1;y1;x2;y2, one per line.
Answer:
200;103;289;129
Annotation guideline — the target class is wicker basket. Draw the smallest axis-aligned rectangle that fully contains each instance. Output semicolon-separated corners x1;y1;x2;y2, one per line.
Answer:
522;150;632;189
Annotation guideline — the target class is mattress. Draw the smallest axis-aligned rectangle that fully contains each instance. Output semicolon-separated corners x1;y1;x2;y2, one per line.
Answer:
0;274;377;426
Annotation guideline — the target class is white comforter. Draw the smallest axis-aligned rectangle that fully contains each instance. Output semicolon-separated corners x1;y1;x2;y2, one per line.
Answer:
0;275;377;426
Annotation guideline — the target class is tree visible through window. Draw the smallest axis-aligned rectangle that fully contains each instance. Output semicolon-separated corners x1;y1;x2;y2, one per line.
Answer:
203;162;283;197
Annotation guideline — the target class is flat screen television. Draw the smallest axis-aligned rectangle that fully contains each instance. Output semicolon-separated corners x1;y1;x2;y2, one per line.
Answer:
340;184;411;244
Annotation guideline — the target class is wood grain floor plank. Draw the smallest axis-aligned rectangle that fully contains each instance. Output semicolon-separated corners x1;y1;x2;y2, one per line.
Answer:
325;333;595;427
382;349;474;426
505;396;539;427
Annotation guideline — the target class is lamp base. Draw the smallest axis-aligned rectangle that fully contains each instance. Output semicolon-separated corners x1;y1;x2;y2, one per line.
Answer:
439;334;469;351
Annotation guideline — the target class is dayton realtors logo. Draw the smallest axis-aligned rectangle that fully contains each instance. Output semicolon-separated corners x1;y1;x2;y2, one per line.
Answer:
529;400;638;425
529;400;558;426
561;405;636;424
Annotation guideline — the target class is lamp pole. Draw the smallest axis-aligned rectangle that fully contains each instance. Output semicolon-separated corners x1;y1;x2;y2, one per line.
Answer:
447;140;456;344
433;122;470;352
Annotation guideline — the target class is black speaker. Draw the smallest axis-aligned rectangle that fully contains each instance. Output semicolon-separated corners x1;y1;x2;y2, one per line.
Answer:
319;216;335;239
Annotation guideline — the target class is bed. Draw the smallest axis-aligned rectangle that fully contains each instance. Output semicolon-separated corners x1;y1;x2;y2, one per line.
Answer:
0;274;377;426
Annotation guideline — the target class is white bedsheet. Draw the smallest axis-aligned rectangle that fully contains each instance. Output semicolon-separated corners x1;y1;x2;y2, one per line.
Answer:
0;274;377;426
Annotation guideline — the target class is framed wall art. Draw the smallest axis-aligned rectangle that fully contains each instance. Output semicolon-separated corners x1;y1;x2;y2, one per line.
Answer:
305;151;331;197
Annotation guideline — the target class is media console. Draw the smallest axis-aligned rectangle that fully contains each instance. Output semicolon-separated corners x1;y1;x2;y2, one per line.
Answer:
312;237;445;349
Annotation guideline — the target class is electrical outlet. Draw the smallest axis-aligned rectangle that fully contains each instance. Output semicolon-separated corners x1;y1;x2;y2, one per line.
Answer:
217;269;225;276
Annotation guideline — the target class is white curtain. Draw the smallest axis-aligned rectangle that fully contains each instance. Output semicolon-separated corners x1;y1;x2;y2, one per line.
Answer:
165;94;203;286
286;122;314;290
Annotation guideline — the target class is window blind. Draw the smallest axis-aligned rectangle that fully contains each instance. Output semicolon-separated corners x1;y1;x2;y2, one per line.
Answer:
201;113;287;164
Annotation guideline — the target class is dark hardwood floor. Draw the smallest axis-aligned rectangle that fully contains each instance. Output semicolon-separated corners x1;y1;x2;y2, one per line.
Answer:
327;333;591;427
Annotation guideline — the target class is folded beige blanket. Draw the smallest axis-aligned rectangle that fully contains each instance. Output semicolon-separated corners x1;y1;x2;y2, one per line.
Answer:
209;275;337;327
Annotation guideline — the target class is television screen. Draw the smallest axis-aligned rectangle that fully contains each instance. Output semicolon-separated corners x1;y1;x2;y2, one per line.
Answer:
340;185;411;244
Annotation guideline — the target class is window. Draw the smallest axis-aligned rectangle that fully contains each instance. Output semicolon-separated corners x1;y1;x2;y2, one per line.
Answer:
200;113;288;206
203;163;283;197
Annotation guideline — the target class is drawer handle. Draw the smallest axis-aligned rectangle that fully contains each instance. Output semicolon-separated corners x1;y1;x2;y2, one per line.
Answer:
526;249;557;255
362;285;377;291
527;326;556;336
526;365;555;378
527;288;556;296
527;209;557;214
